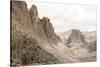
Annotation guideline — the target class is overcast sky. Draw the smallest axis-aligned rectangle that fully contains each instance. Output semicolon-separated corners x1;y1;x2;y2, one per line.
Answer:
25;0;96;32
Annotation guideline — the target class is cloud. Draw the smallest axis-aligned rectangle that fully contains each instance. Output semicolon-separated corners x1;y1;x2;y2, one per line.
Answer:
25;0;96;32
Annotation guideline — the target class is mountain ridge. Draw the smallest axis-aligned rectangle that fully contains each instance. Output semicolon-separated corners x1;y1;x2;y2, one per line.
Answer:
11;1;61;66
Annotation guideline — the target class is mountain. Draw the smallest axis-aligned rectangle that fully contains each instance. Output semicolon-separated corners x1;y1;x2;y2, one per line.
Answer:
57;29;96;50
56;30;72;43
83;31;96;42
67;29;88;48
11;1;79;66
57;29;96;61
57;29;88;49
86;40;96;52
11;1;96;66
11;1;61;66
82;31;96;52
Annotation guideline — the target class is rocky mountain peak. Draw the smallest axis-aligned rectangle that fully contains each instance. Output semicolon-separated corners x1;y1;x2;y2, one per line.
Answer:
66;29;87;48
29;4;39;23
40;17;54;37
41;17;50;22
70;29;81;39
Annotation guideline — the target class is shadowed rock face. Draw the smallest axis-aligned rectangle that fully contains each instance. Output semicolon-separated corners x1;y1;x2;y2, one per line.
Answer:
11;1;61;66
66;29;87;48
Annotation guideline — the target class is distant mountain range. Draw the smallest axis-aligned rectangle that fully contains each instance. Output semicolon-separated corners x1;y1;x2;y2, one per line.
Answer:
57;29;96;53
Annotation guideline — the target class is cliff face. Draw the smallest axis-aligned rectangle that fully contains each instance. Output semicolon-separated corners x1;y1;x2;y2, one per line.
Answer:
11;1;61;66
66;29;87;48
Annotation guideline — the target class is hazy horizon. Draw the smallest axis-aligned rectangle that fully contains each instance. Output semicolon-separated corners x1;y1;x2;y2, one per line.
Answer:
25;0;96;32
